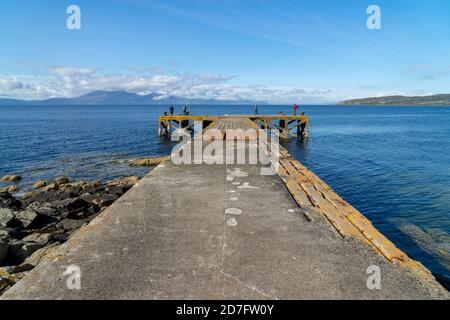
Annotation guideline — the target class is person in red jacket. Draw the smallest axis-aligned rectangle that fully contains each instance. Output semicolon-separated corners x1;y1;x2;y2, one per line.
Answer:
293;103;299;115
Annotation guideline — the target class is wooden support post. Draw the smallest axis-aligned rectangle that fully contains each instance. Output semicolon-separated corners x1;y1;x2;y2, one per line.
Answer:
304;120;309;138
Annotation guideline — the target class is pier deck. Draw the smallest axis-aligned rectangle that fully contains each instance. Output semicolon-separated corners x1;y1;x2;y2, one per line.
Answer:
2;117;448;299
158;114;309;138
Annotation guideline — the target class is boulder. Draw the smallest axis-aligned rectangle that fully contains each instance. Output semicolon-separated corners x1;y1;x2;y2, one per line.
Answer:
0;241;9;264
0;228;18;241
54;176;70;186
22;233;54;245
23;243;58;267
13;210;40;229
0;275;15;295
105;185;127;196
0;175;22;182
40;182;59;192
129;156;168;167
25;201;60;218
25;197;89;221
0;192;9;200
0;185;19;193
107;176;140;188
0;267;29;295
77;180;102;193
0;264;34;275
92;194;119;208
63;198;89;218
9;242;46;262
0;194;22;209
21;189;74;205
56;219;88;233
0;192;21;209
32;180;48;189
0;208;15;227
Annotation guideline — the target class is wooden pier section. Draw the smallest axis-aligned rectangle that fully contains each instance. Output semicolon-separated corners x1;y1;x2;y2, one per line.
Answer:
158;114;309;139
2;116;448;300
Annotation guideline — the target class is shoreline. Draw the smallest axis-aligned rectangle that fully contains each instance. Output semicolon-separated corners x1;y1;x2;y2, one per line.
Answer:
2;148;448;299
0;174;146;294
2;154;449;294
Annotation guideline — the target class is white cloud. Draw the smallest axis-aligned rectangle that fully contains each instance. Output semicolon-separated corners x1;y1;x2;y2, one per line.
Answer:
0;66;342;103
0;76;25;91
48;66;96;77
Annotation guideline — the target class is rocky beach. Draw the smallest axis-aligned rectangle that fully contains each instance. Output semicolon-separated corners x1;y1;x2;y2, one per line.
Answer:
0;157;167;295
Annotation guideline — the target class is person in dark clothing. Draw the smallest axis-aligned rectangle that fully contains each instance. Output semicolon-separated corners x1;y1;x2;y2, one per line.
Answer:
254;104;258;115
169;105;174;115
182;105;188;115
279;111;286;133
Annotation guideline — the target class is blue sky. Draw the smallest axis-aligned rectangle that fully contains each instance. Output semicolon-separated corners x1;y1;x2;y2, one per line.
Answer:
1;0;449;103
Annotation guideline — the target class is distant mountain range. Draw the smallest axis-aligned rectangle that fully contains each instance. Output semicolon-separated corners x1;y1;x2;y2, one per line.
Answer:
339;94;450;106
0;90;258;106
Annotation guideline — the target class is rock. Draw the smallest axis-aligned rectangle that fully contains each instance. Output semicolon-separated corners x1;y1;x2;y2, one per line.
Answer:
92;194;118;208
66;197;88;211
0;175;21;182
0;192;22;209
107;176;140;188
129;156;168;167
0;228;18;241
25;197;89;221
22;233;54;244
0;241;9;264
0;185;19;193
0;275;15;295
0;267;29;288
21;189;74;205
40;182;59;192
52;233;70;242
0;192;9;200
0;208;15;227
56;219;88;233
0;194;22;209
105;185;127;196
9;242;46;262
54;176;70;186
1;264;34;275
13;210;40;229
23;243;58;267
25;201;60;218
32;180;48;189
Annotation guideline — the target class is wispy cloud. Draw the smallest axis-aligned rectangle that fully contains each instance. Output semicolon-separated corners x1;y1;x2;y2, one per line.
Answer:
402;64;450;81
124;0;399;62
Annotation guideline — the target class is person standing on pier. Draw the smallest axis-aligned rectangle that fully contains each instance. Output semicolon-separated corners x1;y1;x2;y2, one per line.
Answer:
169;105;174;115
254;104;258;115
182;105;188;115
293;103;298;116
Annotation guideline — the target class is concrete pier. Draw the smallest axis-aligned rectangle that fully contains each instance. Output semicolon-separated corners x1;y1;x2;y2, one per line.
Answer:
2;117;448;299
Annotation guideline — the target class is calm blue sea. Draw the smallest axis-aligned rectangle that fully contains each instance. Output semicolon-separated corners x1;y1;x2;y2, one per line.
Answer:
0;105;449;284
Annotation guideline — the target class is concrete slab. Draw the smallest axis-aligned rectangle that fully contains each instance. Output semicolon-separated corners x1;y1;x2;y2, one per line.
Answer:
1;149;449;299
